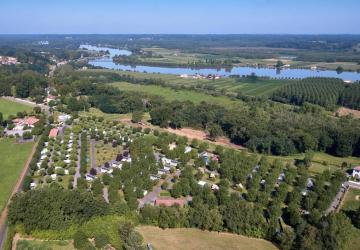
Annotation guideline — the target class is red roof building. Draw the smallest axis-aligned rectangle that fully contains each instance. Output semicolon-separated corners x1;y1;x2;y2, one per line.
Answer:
155;197;186;207
354;166;360;171
49;128;59;138
25;117;40;126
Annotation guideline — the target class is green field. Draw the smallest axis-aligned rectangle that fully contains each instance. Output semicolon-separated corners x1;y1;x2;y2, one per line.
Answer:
16;239;74;250
91;69;289;97
0;138;34;212
137;226;278;250
341;189;360;212
0;98;33;118
111;82;244;107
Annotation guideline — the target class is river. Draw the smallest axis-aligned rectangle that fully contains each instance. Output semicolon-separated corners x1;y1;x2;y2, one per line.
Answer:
80;45;360;81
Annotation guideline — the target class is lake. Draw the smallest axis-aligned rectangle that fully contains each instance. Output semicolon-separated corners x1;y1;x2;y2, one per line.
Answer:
80;45;360;81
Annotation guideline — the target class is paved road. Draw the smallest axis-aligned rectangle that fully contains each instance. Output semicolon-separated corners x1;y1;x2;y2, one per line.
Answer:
73;134;82;188
0;139;39;250
138;170;180;209
325;181;360;215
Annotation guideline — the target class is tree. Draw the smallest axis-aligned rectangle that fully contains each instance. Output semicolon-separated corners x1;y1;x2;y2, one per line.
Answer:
94;233;109;249
208;123;223;141
132;111;144;123
321;213;354;250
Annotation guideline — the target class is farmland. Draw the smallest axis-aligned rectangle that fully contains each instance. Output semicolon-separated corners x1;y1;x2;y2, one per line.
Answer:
137;226;278;250
0;98;33;118
0;138;34;212
91;69;289;97
111;81;244;107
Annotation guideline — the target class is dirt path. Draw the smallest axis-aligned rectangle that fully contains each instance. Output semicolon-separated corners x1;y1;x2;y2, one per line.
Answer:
0;139;39;250
120;118;245;151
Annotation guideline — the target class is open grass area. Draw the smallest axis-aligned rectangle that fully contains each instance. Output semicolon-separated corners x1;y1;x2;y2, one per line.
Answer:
79;107;132;121
0;98;33;118
0;138;34;212
341;189;360;212
90;69;289;97
95;141;123;166
16;239;74;250
137;226;278;250
111;82;244;107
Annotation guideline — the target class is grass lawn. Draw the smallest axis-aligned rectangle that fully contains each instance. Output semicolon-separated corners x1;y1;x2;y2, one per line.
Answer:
341;189;360;212
0;138;34;212
95;141;123;166
0;98;33;118
137;226;278;250
111;82;243;107
16;239;74;250
79;107;133;121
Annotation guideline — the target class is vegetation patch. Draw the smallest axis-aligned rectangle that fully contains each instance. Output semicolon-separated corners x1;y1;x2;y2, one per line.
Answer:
137;226;278;250
0;98;33;118
0;138;34;211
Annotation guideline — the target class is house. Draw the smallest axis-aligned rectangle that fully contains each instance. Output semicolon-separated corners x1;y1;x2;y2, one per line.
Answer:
46;95;57;104
352;166;360;179
49;128;59;138
86;174;96;181
155;197;186;207
25;117;40;127
12;116;39;129
58;114;71;123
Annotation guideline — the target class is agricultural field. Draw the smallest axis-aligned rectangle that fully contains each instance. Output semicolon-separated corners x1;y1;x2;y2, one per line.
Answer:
0;98;33;118
111;82;243;107
91;69;289;97
137;226;278;250
0;138;34;212
16;239;74;250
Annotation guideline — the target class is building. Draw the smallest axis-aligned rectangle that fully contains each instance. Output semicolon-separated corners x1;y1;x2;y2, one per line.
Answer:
352;166;360;179
0;56;18;65
155;197;186;207
58;114;71;123
49;128;59;138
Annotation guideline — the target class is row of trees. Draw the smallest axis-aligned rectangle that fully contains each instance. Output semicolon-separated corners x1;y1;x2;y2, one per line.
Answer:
272;77;360;110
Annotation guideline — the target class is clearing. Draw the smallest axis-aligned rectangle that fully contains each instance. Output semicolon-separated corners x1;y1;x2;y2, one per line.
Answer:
0;98;33;119
336;107;360;119
15;238;74;250
137;226;278;250
0;138;34;212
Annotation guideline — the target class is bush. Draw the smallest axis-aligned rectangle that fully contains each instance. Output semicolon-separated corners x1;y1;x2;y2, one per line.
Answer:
22;131;33;140
73;230;95;250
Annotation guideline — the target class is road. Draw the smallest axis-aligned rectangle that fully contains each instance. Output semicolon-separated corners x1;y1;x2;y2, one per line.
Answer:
0;139;39;250
325;181;360;215
73;134;82;189
138;170;180;209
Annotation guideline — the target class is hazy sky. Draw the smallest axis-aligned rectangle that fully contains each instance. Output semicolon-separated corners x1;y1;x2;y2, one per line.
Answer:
1;0;359;34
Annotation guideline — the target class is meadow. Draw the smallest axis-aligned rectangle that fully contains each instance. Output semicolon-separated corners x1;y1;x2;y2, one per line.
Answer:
0;138;34;212
137;226;278;250
341;188;360;212
0;98;33;118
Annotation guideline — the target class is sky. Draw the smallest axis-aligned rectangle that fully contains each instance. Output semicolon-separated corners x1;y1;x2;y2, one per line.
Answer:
0;0;359;34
